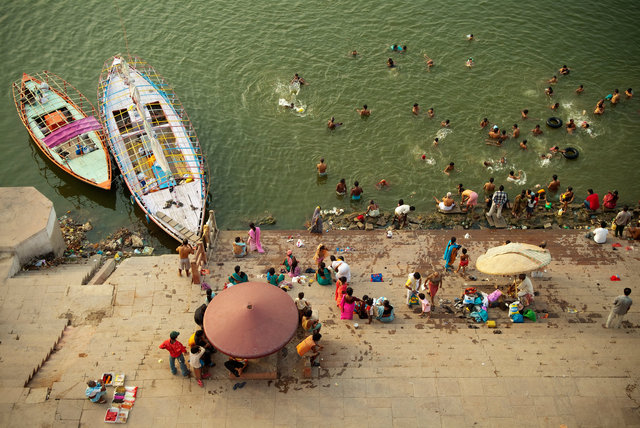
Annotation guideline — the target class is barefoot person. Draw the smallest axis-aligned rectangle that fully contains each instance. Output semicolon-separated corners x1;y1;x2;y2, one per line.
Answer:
176;239;194;277
425;271;444;307
394;199;415;228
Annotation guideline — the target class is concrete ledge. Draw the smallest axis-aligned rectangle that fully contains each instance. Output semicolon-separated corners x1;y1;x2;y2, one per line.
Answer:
87;258;115;285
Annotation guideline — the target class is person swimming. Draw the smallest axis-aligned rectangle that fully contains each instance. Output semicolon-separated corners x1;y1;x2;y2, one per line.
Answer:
626;88;633;98
466;57;474;68
412;103;420;115
480;118;489;128
559;64;570;75
550;103;559;110
291;73;308;85
423;54;434;69
356;104;370;117
520;139;528;150
387;58;396;68
327;117;343;130
548;75;558;84
512;124;520;138
576;84;584;94
427;108;434;118
441;119;450;128
531;125;543;135
443;162;455;176
566;119;576;134
545;86;554;96
521;109;529;119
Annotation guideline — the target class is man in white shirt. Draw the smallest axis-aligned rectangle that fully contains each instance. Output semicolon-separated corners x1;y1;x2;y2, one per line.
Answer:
394;199;415;229
585;220;608;244
336;257;351;283
516;273;534;306
405;272;422;307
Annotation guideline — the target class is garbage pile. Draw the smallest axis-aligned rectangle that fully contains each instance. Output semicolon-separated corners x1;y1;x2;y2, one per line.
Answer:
53;214;154;263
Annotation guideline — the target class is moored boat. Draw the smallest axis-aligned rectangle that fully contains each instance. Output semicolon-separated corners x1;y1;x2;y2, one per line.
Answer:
97;55;208;244
11;71;112;189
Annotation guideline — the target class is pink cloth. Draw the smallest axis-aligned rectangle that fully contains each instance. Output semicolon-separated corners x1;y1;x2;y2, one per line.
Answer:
467;191;478;207
339;295;356;320
248;227;264;253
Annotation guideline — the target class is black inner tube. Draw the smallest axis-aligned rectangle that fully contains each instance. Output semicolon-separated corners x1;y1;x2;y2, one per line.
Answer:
563;147;579;160
547;117;563;128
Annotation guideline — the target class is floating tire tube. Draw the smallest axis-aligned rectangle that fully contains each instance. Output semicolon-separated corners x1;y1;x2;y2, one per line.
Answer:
547;117;563;128
563;147;579;160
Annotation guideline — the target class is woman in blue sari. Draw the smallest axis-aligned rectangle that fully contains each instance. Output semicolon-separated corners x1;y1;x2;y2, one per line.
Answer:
443;236;461;271
376;300;395;323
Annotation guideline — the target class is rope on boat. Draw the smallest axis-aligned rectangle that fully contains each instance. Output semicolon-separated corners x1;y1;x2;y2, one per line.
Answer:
113;0;131;58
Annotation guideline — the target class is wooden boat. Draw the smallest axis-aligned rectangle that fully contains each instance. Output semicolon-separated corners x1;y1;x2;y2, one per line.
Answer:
11;71;112;189
97;55;208;244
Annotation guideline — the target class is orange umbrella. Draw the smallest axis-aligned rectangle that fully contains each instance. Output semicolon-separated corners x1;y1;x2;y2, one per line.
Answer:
203;282;298;359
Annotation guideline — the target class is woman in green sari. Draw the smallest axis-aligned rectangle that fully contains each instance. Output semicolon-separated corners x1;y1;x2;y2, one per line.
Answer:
228;265;248;284
316;262;333;286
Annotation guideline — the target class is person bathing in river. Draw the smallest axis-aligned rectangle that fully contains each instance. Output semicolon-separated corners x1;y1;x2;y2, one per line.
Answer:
291;73;308;85
512;124;520;138
336;178;347;196
457;184;478;212
507;170;522;182
443;162;455;175
356;104;370;117
434;192;456;211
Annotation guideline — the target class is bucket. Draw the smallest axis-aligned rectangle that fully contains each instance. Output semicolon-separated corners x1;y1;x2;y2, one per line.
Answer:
486;320;496;328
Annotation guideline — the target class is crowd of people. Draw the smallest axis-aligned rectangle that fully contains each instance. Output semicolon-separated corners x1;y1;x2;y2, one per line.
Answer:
285;40;638;235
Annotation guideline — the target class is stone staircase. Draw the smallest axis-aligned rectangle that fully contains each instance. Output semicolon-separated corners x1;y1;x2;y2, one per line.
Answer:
8;255;103;285
0;318;69;387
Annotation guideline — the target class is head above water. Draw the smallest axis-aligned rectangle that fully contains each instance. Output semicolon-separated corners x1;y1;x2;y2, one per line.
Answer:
363;104;368;109
354;181;359;187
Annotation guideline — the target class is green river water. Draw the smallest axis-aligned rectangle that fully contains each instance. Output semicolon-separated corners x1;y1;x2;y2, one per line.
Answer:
1;1;639;252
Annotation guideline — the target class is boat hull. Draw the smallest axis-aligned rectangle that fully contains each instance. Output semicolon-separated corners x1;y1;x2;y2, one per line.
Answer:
11;72;112;189
98;55;208;244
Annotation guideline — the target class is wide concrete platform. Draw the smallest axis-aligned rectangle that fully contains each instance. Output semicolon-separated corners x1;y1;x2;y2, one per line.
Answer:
0;228;638;428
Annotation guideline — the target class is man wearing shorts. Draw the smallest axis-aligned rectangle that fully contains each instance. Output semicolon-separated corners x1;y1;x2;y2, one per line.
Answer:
176;239;194;277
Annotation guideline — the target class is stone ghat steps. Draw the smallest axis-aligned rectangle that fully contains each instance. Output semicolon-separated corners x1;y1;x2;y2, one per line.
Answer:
9;256;102;285
0;318;69;387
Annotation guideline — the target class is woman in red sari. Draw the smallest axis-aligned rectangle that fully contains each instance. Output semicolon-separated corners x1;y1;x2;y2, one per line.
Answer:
335;276;348;307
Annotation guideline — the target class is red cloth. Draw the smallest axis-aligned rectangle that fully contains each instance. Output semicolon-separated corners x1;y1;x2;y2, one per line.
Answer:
586;193;600;210
159;339;186;357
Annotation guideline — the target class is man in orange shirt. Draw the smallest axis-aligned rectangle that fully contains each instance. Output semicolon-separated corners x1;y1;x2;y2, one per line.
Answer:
176;239;194;277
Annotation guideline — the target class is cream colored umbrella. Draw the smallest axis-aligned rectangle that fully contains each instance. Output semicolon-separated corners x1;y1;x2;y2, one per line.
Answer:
475;242;551;275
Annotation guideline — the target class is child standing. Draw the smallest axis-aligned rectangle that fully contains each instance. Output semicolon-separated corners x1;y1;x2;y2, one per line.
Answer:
159;331;190;377
456;248;469;275
189;345;207;387
294;292;311;322
418;293;431;319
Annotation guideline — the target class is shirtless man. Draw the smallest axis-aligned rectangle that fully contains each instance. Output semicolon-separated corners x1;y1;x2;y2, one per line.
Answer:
291;73;308;85
512;124;520;138
480;118;489;128
423;54;434;69
316;158;327;176
550;103;559;111
336;178;347;196
507;170;522;181
412;103;420;115
611;89;620;105
545;86;554;96
176;239;194;277
559;65;570;75
560;186;575;211
548;75;558;84
433;138;439;147
350;50;358;57
519;139;528;150
387;58;395;68
576;85;584;94
350;181;363;201
488;126;500;139
427;108;435;118
594;99;605;115
327;117;343;130
356;104;371;117
483;177;495;194
531;125;543;135
566;119;576;134
441;119;450;128
443;162;455;175
521;109;529;120
626;88;633;99
548;174;560;193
